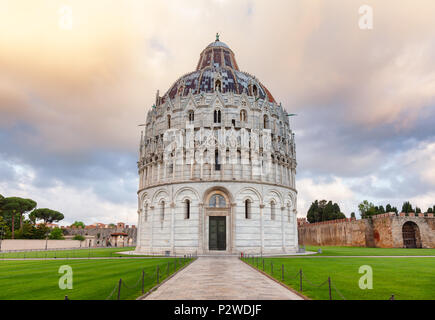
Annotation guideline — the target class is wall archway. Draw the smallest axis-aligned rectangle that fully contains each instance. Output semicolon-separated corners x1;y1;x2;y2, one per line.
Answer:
402;221;422;248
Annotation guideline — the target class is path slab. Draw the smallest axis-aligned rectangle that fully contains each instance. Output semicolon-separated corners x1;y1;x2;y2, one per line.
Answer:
143;256;303;300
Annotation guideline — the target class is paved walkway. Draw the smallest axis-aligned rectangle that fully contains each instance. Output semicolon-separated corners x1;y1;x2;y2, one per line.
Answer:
143;256;303;300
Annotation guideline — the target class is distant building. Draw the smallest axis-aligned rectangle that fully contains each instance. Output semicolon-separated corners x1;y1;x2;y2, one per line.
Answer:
37;223;59;229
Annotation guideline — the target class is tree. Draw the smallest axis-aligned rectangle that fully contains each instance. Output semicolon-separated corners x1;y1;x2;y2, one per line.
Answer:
350;212;356;219
307;200;320;223
0;216;9;239
358;200;377;219
33;224;50;239
401;201;414;213
428;207;433;213
307;200;345;223
49;227;65;240
73;234;85;241
71;221;85;228
29;208;64;224
416;207;422;214
0;197;36;239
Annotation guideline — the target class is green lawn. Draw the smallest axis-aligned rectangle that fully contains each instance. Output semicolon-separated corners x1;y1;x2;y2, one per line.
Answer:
303;245;435;256
0;247;150;259
243;256;435;300
0;257;193;300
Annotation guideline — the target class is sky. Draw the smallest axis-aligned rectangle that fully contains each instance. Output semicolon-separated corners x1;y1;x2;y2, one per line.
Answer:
0;0;434;225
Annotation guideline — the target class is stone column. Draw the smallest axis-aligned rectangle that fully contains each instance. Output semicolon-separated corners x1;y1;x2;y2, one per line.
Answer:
260;203;265;255
157;162;161;183
136;209;142;251
281;206;286;252
170;202;175;254
150;206;155;252
230;202;237;253
293;209;298;249
198;202;204;254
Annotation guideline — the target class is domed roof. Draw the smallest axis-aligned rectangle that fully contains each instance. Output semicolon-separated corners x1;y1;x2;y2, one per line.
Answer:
161;36;276;104
206;40;230;49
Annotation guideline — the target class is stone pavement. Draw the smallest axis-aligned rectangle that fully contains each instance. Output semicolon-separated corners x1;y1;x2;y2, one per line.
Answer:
143;256;304;300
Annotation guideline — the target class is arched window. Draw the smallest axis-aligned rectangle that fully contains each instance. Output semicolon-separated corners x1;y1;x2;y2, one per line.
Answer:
245;199;251;219
185;200;190;219
240;110;247;122
178;85;184;96
188;110;194;123
209;194;226;208
263;115;269;129
215;79;222;92
214;110;221;124
253;85;258;97
167;115;171;129
160;201;165;221
271;201;276;220
215;149;221;171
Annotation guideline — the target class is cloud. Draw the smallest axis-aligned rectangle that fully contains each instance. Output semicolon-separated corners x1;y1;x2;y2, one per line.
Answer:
297;177;357;216
0;0;434;223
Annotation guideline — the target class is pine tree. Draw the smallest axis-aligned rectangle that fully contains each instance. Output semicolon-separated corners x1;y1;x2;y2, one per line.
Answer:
401;201;414;213
386;204;392;212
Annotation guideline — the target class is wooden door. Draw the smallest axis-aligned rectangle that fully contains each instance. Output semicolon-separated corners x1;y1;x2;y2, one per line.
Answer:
209;216;226;250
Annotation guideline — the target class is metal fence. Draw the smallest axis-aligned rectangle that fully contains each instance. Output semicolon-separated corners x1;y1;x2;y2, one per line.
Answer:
241;254;396;300
63;254;196;301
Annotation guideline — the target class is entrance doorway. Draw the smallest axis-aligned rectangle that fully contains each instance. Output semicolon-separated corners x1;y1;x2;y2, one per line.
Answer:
209;216;226;251
402;221;421;248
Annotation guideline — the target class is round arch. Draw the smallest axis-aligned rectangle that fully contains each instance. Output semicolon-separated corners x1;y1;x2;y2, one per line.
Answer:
235;186;262;204
402;221;422;248
151;189;170;206
203;186;234;206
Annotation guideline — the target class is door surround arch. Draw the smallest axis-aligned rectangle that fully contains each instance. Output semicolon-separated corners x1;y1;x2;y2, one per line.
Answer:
202;186;235;254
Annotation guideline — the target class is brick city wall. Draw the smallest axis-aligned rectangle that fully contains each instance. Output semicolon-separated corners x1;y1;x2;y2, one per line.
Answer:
298;213;435;248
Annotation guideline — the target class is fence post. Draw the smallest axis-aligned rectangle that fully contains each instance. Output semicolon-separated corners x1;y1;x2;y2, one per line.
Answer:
168;261;170;277
299;269;303;292
282;264;284;282
141;270;145;294
328;277;332;300
262;259;265;271
117;278;122;300
157;265;160;284
271;262;273;275
174;258;177;271
64;295;69;300
256;257;259;269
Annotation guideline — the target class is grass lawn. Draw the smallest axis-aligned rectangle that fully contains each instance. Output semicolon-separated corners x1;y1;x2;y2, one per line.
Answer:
0;247;149;259
0;257;193;300
303;245;435;256
243;256;435;300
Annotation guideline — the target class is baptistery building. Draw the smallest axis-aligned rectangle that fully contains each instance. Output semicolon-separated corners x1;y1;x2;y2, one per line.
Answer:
135;36;298;255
